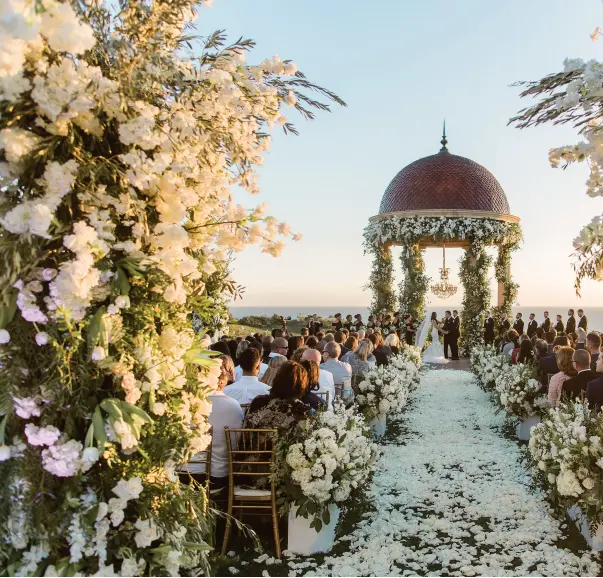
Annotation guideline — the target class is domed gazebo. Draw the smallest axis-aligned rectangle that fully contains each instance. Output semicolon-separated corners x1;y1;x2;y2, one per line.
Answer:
364;127;522;353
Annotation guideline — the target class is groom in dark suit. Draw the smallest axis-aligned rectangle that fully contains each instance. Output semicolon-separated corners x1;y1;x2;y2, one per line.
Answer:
483;310;495;346
443;310;454;359
451;310;460;360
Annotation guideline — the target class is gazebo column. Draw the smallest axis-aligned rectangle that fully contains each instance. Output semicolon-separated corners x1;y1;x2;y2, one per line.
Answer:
399;244;429;319
494;244;517;317
369;243;396;314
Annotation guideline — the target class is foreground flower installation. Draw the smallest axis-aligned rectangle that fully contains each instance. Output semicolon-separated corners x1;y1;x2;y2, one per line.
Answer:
287;370;598;576
0;1;342;574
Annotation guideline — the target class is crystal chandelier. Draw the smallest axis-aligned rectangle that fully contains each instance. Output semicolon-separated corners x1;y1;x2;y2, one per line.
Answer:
431;245;457;299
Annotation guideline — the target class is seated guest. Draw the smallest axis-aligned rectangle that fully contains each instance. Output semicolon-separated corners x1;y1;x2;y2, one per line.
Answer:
517;340;535;365
512;335;531;364
301;327;309;339
223;348;270;404
341;340;376;377
575;328;587;350
227;339;238;360
334;331;350;358
245;361;312;430
290;346;308;363
357;329;366;340
324;333;335;344
234;347;268;381
367;333;390;366
315;331;325;342
548;346;576;407
259;354;287;387
562;349;596;402
366;328;374;336
181;362;243;488
586;354;603;411
301;349;335;404
300;360;328;409
269;337;289;359
219;355;236;385
261;335;273;364
586;332;602;372
534;339;549;360
535;327;545;341
287;335;304;359
234;340;249;367
384;333;401;355
545;329;557;355
344;335;359;353
305;335;319;349
320;342;353;400
210;341;231;357
502;330;519;356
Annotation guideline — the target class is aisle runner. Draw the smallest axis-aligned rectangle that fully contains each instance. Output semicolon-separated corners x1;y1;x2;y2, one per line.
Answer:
300;370;599;576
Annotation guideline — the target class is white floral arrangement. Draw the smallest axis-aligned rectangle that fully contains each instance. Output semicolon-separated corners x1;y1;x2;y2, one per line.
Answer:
355;364;413;421
394;344;423;371
529;401;603;523
274;403;378;531
470;344;510;392
494;363;546;419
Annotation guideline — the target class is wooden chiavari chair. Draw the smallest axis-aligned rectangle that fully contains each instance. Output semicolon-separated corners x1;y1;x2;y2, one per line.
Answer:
240;403;250;418
315;391;330;406
221;427;280;558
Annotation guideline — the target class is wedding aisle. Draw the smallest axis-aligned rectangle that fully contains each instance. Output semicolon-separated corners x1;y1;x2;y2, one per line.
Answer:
293;370;599;577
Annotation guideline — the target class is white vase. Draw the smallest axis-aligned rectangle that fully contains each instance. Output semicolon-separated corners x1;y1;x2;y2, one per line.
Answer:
287;504;340;555
515;415;539;441
567;505;603;551
369;413;387;437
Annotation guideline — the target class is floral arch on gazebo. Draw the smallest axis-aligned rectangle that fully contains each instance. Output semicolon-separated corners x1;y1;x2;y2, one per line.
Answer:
364;130;522;353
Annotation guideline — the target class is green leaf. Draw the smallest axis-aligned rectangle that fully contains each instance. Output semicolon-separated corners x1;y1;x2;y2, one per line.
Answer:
100;398;123;421
112;265;131;296
121;401;153;424
87;306;107;349
92;406;107;451
0;414;8;445
182;541;213;551
85;422;94;448
183;347;220;365
322;507;331;526
0;290;17;330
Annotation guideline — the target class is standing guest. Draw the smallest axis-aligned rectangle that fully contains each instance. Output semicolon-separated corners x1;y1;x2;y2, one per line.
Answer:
587;332;602;372
404;315;417;346
332;313;344;332
586;354;603;411
269;337;289;359
548;346;577;407
305;335;319;349
366;315;376;329
344;314;354;331
517;340;536;365
341;340;376;376
499;313;511;337
223;348;270;404
555;315;565;334
234;340;249;367
451;310;461;360
354;313;363;330
541;311;552;332
334;331;350;358
299;360;327;409
392;312;401;331
562;349;596;402
260;354;287;387
526;313;538;338
575;328;587;350
182;362;244;488
287;335;304;360
483;311;495;346
545;329;557;355
566;309;577;335
384;333;401;355
320;342;353;401
513;313;525;336
578;309;588;332
261;336;273;364
301;349;335;404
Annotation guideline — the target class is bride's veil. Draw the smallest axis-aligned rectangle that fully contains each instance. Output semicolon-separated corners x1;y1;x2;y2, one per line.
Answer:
415;316;430;350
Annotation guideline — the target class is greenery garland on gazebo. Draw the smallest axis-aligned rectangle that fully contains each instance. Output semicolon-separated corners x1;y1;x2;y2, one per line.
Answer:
364;216;522;354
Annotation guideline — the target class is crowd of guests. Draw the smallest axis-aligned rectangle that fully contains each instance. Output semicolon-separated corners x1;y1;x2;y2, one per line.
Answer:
184;325;403;490
493;308;603;412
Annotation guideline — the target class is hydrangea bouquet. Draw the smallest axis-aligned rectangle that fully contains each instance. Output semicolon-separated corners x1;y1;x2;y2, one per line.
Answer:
274;403;378;531
529;401;603;523
355;365;413;421
393;344;423;372
470;344;510;392
494;363;546;420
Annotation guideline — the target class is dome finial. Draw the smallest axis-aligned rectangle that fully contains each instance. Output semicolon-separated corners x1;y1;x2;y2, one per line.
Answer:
440;120;448;152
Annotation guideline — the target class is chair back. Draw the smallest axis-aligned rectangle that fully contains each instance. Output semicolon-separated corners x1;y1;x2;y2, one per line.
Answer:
224;427;278;485
179;428;212;478
315;391;330;406
240;403;250;417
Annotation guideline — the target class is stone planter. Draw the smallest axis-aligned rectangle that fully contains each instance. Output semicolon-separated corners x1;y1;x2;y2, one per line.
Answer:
287;504;340;555
515;415;539;441
369;413;387;437
568;505;603;551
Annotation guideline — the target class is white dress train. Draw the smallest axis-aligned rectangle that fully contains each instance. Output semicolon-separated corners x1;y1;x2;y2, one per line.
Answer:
422;321;449;365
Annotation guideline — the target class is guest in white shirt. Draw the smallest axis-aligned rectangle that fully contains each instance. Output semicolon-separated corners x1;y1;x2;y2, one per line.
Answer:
223;348;270;404
320;342;353;401
302;348;335;407
269;337;289;359
181;360;243;488
234;355;268;381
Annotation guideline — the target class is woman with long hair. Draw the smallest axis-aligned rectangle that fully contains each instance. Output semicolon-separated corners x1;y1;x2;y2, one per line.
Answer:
259;354;287;386
548;346;577;407
299;359;327;409
341;339;376;376
218;355;236;385
287;335;304;359
516;340;535;365
416;312;448;365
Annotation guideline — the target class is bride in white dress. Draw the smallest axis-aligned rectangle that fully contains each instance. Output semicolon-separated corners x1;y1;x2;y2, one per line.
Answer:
416;312;449;365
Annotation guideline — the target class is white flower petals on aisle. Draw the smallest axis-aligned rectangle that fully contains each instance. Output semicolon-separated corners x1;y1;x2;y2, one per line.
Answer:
301;370;598;577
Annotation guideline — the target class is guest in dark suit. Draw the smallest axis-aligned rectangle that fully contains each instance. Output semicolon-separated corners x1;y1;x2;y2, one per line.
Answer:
566;309;577;336
451;310;461;359
404;315;417;346
443;311;454;359
526;313;538;338
555;315;565;334
587;354;603;411
483;310;495;346
578;309;588;332
541;311;552;332
587;332;602;372
562;349;596;402
499;313;511;337
513;313;525;336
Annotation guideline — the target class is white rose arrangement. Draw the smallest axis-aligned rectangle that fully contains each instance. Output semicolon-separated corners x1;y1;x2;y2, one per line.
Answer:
529;401;603;523
494;363;546;419
470;344;511;392
274;403;378;531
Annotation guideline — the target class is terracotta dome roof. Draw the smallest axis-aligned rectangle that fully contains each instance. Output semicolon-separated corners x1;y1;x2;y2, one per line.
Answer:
379;148;510;216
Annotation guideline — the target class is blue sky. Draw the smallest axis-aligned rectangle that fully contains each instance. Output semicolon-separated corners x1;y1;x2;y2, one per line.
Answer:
201;0;603;307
